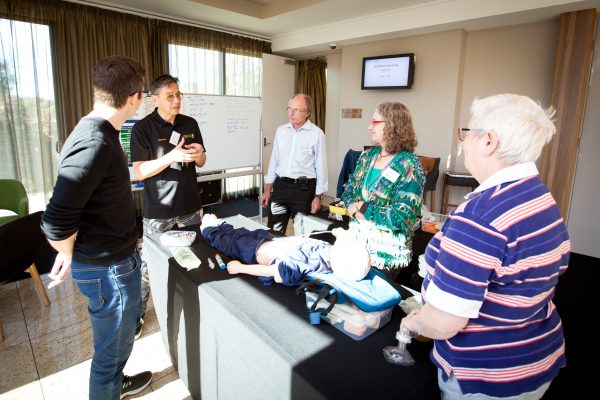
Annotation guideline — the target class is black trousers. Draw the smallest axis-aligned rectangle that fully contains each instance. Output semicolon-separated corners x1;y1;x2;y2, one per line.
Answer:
267;177;316;234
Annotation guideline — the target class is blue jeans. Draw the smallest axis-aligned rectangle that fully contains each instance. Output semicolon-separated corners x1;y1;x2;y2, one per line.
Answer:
139;210;202;320
71;252;141;400
438;370;551;400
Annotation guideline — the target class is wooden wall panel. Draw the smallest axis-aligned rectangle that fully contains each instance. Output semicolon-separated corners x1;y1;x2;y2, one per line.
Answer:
541;9;597;221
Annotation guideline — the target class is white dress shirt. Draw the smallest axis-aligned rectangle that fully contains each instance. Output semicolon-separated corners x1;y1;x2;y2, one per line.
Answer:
264;120;328;195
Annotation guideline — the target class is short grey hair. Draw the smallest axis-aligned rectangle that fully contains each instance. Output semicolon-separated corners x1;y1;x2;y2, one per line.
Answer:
469;94;556;164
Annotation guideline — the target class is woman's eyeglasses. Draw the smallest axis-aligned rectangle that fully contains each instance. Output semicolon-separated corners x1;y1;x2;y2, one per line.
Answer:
457;127;486;141
370;119;385;125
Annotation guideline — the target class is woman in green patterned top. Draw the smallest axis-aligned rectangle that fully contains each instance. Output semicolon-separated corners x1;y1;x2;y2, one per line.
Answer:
341;102;425;275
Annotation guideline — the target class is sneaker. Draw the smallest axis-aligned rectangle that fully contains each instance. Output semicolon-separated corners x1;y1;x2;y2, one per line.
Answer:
121;371;152;399
134;317;144;340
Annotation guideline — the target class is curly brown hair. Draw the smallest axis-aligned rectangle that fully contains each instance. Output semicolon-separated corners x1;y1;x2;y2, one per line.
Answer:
377;102;417;153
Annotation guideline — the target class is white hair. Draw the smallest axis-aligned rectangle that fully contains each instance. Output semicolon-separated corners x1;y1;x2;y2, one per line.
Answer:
469;94;556;164
329;237;370;281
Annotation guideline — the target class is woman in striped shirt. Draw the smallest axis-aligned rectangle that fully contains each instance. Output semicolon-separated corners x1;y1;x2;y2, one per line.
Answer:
401;94;570;399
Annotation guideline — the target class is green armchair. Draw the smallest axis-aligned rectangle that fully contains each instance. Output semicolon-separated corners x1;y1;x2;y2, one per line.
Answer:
0;179;29;226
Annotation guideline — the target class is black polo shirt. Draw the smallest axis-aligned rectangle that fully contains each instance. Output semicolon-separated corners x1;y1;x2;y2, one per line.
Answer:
131;108;206;219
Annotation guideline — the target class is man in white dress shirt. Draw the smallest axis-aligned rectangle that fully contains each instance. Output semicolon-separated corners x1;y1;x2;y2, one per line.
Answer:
260;94;328;234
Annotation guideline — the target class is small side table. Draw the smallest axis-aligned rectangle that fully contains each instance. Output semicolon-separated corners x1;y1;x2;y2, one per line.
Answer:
440;172;479;214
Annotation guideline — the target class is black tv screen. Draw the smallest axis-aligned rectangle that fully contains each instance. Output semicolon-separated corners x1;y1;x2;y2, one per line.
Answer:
361;53;415;90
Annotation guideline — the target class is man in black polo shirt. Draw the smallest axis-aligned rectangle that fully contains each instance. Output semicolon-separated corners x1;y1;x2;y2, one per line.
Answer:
130;74;206;337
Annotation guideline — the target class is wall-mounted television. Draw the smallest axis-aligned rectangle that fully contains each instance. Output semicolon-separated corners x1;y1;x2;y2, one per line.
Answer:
361;53;415;90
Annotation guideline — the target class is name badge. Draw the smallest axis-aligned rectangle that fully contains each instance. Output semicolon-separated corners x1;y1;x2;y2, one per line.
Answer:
169;131;181;146
382;167;400;183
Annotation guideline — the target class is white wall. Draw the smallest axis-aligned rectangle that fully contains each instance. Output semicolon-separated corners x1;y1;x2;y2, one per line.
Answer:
567;17;600;258
326;20;559;213
260;53;295;177
325;53;342;198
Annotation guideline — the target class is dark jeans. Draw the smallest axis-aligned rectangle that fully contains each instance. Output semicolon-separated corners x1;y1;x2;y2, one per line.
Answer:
268;177;316;234
202;223;274;264
71;252;141;400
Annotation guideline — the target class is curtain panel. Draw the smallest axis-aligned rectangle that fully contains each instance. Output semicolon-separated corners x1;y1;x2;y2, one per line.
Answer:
0;0;271;139
297;59;326;130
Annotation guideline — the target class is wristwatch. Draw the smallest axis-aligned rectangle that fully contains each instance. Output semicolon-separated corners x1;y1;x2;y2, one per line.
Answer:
314;194;322;200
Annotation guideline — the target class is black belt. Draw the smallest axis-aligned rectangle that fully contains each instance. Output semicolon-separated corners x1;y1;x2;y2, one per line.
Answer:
279;176;316;184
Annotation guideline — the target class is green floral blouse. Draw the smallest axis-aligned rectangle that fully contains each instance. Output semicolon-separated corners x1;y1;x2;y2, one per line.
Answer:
341;147;425;270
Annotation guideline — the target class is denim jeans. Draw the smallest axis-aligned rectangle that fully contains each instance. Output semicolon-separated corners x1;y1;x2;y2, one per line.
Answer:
438;370;551;400
139;210;202;320
71;252;141;400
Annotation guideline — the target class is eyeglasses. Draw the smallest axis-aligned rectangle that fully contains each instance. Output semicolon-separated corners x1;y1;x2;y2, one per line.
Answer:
129;90;145;99
370;119;385;125
286;107;307;114
155;92;183;102
457;127;486;141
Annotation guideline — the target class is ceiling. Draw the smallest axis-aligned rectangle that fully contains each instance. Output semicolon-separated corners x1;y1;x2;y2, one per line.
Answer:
73;0;600;57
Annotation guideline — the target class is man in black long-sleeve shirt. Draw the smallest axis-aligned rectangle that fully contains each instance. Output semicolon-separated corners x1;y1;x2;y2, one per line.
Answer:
41;56;152;400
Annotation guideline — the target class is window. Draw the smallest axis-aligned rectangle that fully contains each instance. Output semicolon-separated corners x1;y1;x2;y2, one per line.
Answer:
0;19;59;211
169;46;223;94
168;44;262;96
169;44;262;198
225;52;262;96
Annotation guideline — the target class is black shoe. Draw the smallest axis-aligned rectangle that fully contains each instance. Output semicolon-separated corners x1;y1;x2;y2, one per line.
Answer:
134;317;144;340
120;371;152;399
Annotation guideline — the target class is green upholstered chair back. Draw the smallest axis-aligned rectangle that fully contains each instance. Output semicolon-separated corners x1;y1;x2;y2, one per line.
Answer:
0;179;29;226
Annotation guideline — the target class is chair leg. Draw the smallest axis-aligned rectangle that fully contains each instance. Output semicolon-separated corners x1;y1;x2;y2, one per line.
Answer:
441;182;450;215
0;319;4;342
26;263;51;307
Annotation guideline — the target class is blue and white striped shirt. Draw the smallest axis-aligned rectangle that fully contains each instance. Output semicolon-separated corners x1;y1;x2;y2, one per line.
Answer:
422;163;570;397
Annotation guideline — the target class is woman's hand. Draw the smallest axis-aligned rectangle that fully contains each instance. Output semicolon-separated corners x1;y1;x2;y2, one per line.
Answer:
347;201;364;219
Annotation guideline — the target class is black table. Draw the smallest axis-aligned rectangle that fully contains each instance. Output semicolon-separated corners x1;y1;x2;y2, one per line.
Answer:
145;222;439;400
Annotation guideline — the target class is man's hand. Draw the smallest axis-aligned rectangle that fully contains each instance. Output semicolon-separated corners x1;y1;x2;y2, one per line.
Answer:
227;260;242;274
260;192;271;208
311;196;321;214
168;138;195;163
47;252;72;289
185;142;206;166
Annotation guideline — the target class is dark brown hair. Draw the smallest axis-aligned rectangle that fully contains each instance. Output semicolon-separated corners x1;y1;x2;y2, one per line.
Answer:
93;56;145;108
377;102;417;153
150;74;180;94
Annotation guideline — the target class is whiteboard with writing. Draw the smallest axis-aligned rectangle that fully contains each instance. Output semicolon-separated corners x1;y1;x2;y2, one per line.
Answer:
134;93;261;173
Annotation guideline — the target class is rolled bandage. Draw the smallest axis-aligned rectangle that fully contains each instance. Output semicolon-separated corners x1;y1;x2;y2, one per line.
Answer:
215;254;226;269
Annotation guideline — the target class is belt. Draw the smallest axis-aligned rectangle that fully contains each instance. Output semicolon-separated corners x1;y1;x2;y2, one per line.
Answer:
279;176;316;184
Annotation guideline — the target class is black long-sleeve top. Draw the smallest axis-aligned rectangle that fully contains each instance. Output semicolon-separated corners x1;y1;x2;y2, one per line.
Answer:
42;117;137;264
